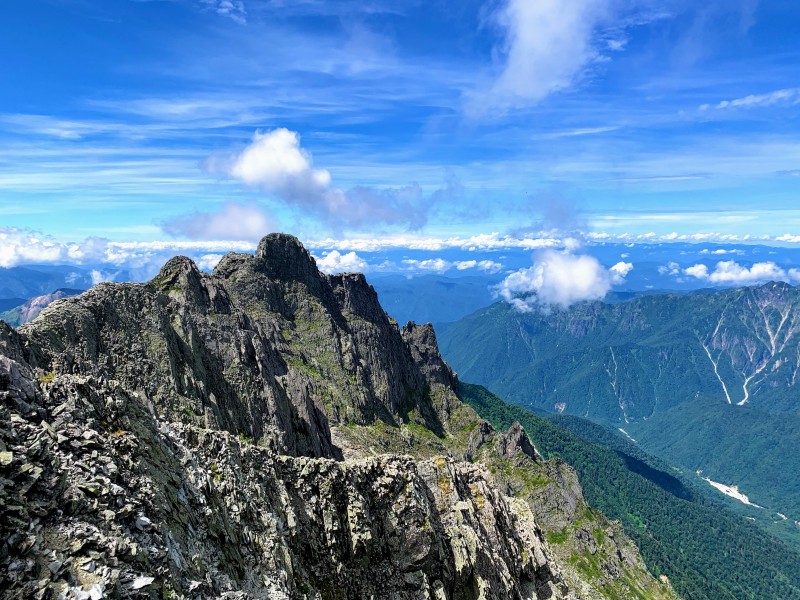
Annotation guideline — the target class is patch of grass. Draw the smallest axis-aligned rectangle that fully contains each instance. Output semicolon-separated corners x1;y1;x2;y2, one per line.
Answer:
37;371;56;384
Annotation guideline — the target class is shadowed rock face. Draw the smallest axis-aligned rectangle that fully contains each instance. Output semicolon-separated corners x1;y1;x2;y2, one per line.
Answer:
0;234;672;600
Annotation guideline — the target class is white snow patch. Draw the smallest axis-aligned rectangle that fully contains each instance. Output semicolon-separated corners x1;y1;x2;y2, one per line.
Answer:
701;476;763;508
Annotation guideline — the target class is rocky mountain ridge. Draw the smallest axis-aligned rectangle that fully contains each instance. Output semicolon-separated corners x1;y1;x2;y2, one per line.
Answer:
0;234;673;599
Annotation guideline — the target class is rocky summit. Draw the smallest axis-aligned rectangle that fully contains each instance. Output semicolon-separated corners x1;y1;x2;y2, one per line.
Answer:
0;234;674;600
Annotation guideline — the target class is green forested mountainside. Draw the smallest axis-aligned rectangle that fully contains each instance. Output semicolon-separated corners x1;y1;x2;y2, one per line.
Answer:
461;382;800;600
630;395;800;516
545;410;800;549
439;282;800;422
543;413;701;502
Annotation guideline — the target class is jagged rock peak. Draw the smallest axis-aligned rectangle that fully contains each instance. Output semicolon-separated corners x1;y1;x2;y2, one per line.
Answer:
152;255;202;289
255;232;322;283
496;421;541;462
402;322;459;390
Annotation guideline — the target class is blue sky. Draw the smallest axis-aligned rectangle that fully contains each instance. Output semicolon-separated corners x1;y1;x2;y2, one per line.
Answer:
1;0;800;288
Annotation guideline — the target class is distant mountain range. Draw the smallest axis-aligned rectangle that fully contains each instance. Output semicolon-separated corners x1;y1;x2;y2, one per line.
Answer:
0;265;93;299
438;282;800;532
439;281;800;418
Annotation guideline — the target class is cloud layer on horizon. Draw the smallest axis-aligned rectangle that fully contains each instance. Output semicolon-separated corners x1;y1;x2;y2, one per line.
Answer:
678;260;800;285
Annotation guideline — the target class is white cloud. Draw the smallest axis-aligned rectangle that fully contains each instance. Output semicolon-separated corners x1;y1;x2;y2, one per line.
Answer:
0;227;256;270
401;258;504;274
307;233;562;253
314;250;369;274
195;254;225;271
201;0;246;24
0;229;109;268
681;260;800;285
610;261;634;283
470;0;648;113
222;129;331;198
702;88;800;111
684;264;709;279
161;201;273;241
658;261;681;276
454;260;504;274
209;128;431;229
90;270;118;286
700;248;743;255
401;259;452;274
497;249;630;311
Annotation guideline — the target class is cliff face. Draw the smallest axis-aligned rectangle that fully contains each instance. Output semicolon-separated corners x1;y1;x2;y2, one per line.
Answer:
0;234;673;600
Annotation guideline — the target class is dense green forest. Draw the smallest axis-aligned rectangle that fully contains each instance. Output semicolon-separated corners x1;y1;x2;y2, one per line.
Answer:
630;395;800;517
461;382;800;600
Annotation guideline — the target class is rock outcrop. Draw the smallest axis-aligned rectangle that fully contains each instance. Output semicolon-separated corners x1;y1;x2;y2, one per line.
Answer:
0;234;674;600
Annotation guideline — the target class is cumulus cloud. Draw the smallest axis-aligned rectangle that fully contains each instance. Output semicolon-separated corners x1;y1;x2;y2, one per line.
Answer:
314;250;369;274
684;264;709;279
681;260;800;285
658;261;681;276
306;233;562;253
90;270;118;285
0;229;110;268
161;201;273;241
610;261;634;283
455;260;504;274
208;128;433;229
497;249;632;311
700;248;743;255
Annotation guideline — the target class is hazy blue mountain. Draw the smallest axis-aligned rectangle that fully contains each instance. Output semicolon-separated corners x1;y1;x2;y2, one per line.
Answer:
369;273;502;324
0;265;93;299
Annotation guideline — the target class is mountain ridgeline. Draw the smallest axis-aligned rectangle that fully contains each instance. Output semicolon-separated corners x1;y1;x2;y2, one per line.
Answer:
0;234;672;600
439;282;800;421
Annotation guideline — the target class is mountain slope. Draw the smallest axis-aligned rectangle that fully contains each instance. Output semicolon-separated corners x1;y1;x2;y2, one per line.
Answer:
0;234;669;600
0;288;83;327
461;383;800;600
439;283;800;421
629;395;800;516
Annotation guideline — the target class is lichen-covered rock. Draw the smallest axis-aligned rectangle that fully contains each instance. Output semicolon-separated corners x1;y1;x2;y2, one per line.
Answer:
0;234;674;600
